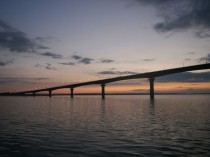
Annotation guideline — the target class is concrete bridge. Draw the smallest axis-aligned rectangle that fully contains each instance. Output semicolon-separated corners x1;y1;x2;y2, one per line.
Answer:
12;63;210;99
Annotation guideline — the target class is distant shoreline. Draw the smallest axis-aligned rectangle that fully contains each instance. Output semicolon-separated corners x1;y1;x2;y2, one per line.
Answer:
1;93;210;96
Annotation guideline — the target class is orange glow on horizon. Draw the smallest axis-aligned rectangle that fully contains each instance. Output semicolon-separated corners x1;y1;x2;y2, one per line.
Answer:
1;81;209;94
35;82;210;94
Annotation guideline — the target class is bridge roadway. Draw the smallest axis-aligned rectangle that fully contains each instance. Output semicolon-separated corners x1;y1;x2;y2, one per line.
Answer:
15;63;210;99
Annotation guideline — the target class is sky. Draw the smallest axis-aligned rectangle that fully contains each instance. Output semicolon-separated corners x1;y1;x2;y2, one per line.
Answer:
0;0;210;94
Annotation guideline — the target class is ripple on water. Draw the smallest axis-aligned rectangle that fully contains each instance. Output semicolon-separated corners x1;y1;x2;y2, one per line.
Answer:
0;96;210;157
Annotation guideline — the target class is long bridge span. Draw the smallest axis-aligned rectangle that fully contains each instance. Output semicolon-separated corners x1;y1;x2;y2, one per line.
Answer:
8;63;210;99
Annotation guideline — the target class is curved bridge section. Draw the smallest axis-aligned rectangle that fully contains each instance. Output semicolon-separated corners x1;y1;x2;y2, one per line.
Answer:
14;63;210;99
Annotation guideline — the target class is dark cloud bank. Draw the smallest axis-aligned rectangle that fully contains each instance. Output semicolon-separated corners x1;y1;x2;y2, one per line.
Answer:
0;59;13;66
0;19;49;53
157;72;210;83
0;19;63;63
136;0;210;38
97;68;210;83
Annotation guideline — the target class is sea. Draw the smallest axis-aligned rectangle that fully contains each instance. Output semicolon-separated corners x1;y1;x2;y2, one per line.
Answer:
0;95;209;157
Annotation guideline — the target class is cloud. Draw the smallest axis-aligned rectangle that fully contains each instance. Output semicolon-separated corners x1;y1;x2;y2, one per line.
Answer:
41;52;63;59
79;58;94;64
37;45;49;50
0;77;50;85
72;55;82;60
100;59;114;63
35;36;53;42
185;58;191;61
183;88;210;93
200;53;210;63
34;63;42;68
44;63;56;70
109;80;143;85
72;54;114;65
97;70;138;75
195;31;210;38
136;0;210;37
0;59;14;66
59;62;75;65
0;61;7;66
72;54;113;65
156;72;210;83
34;63;57;70
143;58;155;62
132;89;148;92
72;54;95;64
0;19;47;53
186;52;196;55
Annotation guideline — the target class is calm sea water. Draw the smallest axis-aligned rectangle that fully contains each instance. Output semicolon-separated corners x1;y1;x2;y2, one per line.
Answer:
0;95;209;157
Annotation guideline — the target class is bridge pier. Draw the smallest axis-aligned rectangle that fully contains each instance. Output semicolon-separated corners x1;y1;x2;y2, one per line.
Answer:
101;83;106;99
70;88;74;98
33;92;36;97
49;90;52;97
148;77;155;100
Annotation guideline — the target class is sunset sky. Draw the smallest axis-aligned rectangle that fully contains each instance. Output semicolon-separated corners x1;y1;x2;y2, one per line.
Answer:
0;0;210;94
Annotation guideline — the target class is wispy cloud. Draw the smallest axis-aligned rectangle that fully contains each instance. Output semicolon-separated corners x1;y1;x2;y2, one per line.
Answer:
34;63;42;68
143;58;155;62
100;59;114;63
132;89;148;92
72;54;114;65
59;62;75;65
186;52;196;55
185;58;191;61
35;36;53;43
0;77;50;85
41;52;63;59
195;31;210;38
97;70;138;75
45;63;56;70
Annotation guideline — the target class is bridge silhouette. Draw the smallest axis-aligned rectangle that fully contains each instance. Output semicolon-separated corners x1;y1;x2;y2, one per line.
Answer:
5;63;210;99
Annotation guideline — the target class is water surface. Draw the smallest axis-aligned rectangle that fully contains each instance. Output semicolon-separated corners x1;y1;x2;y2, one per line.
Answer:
0;95;210;157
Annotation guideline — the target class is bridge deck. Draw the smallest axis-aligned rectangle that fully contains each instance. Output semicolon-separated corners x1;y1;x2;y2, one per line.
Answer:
15;63;210;94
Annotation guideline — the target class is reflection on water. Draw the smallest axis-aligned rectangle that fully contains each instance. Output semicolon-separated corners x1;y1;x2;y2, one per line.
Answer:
0;95;210;157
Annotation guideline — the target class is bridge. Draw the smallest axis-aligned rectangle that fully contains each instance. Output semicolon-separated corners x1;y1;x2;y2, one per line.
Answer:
4;63;210;99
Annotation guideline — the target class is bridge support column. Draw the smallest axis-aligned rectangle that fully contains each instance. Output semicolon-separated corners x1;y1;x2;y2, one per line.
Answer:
70;88;74;98
148;77;155;100
101;83;106;99
33;92;36;97
49;90;52;97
